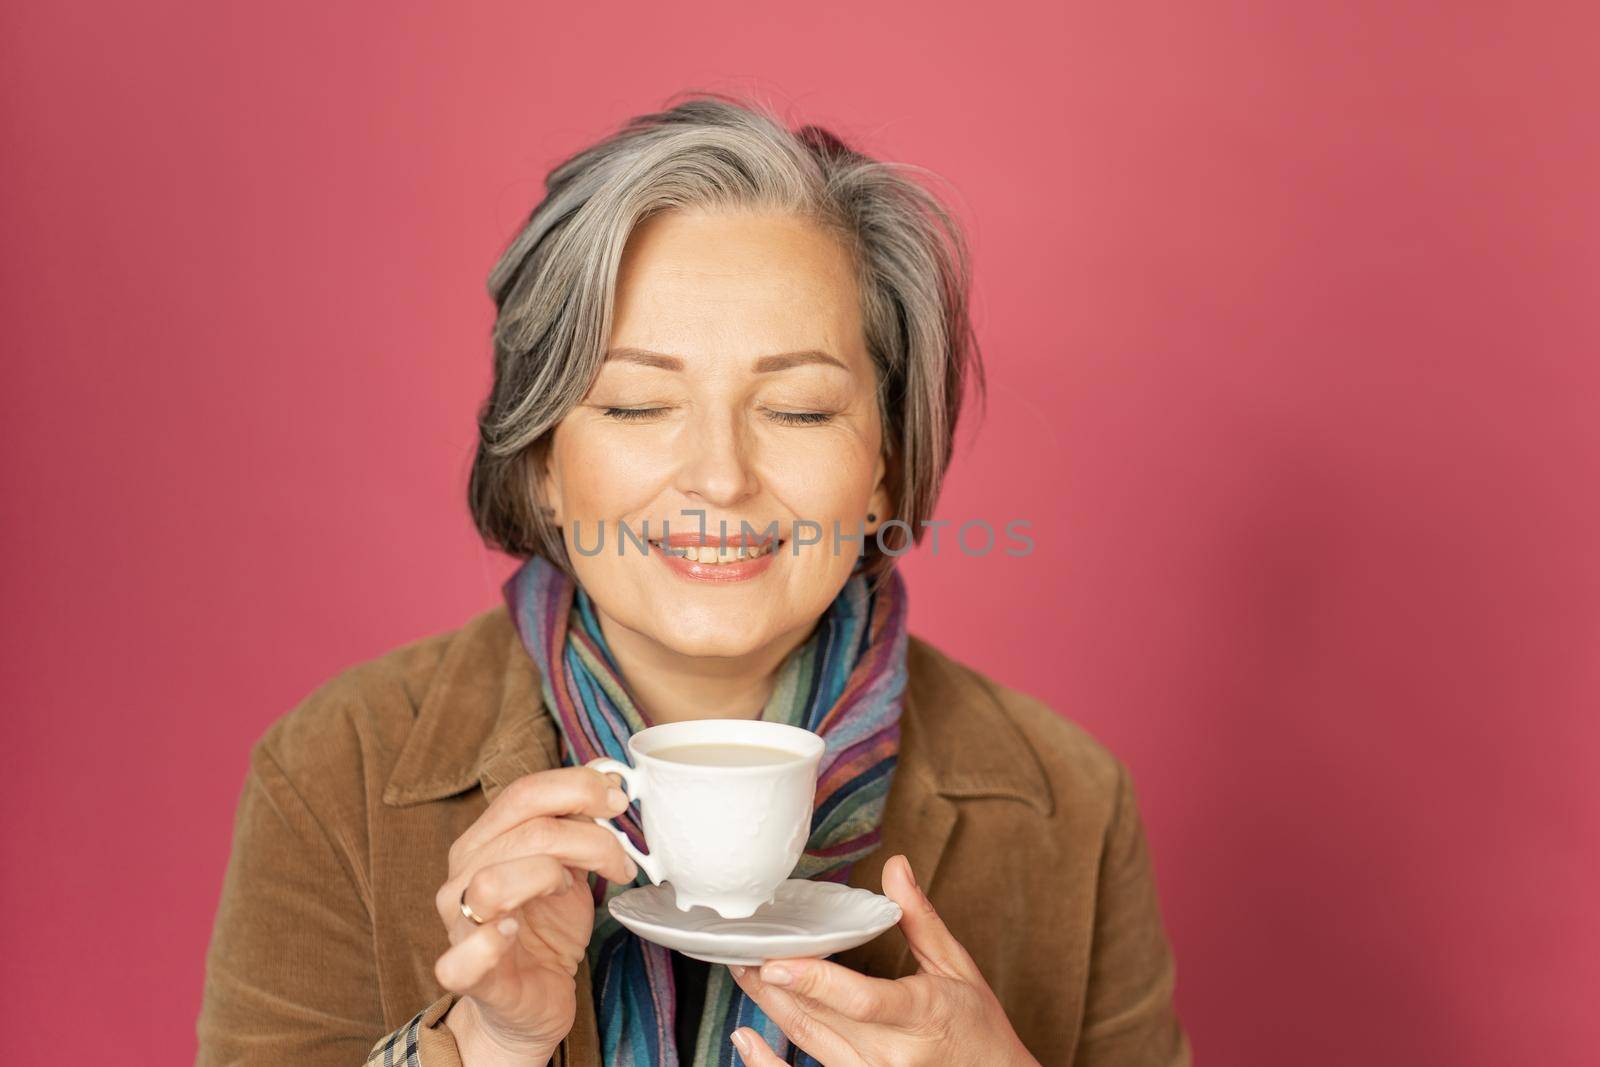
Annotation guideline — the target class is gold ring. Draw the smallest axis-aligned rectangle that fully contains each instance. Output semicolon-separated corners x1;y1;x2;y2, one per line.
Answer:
459;886;490;926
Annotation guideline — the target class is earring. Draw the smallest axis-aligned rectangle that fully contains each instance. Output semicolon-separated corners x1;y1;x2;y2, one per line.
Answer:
867;512;877;523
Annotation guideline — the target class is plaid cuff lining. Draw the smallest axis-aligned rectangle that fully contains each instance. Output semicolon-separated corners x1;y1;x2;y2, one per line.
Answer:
365;1007;425;1067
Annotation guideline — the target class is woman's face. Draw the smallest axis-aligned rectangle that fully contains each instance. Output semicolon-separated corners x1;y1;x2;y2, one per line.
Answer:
539;207;890;660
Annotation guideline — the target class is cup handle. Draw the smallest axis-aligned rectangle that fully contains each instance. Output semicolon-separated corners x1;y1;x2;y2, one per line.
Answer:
585;757;666;885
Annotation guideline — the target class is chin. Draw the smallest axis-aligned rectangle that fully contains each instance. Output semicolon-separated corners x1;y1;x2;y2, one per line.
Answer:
642;615;778;660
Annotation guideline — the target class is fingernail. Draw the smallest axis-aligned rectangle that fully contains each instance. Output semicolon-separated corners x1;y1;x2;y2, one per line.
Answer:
496;916;517;936
903;855;918;889
729;964;746;977
625;859;639;882
563;867;575;888
731;1029;751;1056
607;787;629;811
761;963;793;986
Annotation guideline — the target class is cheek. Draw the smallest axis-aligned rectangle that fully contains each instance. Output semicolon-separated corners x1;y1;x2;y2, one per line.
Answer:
551;425;673;515
760;432;878;516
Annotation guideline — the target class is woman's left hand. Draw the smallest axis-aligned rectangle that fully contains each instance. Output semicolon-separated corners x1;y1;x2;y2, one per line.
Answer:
729;853;1040;1067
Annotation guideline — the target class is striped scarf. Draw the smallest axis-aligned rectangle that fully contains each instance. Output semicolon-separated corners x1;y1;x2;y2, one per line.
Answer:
502;553;910;1067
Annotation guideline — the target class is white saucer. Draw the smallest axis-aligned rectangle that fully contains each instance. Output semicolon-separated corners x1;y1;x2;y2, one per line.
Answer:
608;878;903;966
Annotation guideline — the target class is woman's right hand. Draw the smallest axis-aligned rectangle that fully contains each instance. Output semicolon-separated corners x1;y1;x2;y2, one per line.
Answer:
432;766;639;1066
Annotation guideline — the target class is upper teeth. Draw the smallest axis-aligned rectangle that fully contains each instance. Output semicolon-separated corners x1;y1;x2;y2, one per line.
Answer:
654;541;775;564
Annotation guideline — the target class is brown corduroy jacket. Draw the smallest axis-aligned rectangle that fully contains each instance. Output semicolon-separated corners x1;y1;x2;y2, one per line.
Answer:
195;605;1191;1066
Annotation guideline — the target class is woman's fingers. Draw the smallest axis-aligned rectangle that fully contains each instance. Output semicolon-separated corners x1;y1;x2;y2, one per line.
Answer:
435;914;521;994
457;854;574;928
756;957;918;1024
484;813;637;885
453;767;630;858
731;1027;789;1066
731;966;853;1064
881;853;979;981
440;816;636;924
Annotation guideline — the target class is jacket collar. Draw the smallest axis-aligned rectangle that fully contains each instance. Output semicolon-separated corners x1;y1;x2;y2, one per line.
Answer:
383;605;1052;816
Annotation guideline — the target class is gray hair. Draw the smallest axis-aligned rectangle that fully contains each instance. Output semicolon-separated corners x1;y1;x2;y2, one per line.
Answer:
468;92;982;579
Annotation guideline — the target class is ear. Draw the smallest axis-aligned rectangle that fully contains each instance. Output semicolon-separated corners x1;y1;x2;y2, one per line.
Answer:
864;448;894;535
532;442;564;528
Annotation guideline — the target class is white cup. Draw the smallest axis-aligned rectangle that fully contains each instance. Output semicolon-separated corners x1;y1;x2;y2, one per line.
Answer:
585;719;825;918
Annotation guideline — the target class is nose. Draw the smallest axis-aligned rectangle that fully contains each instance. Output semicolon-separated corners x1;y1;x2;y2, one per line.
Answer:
673;404;760;508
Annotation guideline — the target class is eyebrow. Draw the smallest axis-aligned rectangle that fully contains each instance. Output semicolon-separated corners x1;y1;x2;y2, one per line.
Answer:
605;347;849;374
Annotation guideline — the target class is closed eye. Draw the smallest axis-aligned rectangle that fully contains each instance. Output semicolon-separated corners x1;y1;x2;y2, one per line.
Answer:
599;406;670;422
764;409;835;426
598;405;834;425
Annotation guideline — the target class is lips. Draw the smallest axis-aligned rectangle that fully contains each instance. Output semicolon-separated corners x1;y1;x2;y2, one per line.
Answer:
647;531;784;566
643;527;780;579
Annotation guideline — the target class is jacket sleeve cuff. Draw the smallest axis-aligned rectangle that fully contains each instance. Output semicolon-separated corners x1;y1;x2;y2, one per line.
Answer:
416;993;465;1066
372;993;573;1067
363;994;459;1066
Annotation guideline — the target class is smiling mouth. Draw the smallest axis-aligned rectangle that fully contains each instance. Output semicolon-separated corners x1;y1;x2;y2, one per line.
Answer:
647;538;784;565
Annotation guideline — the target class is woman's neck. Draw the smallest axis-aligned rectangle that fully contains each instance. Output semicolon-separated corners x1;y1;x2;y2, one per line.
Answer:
595;611;817;725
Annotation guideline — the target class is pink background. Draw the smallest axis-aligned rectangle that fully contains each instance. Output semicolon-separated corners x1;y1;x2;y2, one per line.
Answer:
4;2;1597;1063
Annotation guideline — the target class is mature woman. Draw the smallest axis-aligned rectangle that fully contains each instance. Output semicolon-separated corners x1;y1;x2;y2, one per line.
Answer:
196;96;1190;1067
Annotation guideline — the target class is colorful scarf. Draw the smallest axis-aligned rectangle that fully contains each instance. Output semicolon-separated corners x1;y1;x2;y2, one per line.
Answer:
503;553;910;1067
